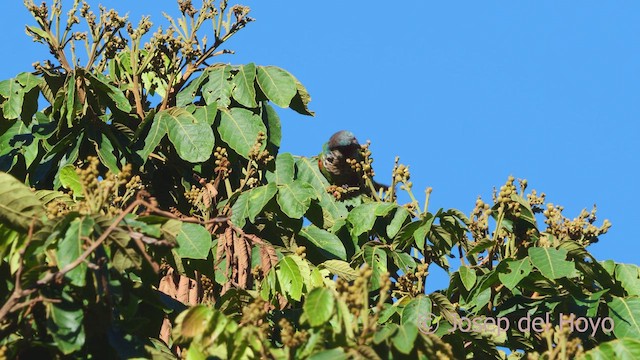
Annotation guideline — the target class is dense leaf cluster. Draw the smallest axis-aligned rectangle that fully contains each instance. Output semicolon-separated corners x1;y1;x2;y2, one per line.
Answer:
0;1;639;359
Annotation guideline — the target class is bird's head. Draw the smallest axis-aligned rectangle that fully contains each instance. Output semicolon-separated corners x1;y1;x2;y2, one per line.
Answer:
327;130;359;150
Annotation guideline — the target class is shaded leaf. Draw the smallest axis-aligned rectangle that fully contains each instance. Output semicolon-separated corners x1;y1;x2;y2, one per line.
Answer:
300;225;347;260
256;66;297;108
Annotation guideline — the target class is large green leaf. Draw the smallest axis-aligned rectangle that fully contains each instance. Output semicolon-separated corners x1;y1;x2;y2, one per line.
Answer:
0;78;24;120
175;223;212;259
161;107;215;163
202;65;232;108
579;338;640;360
277;256;304;301
192;103;218;126
608;297;640;339
615;263;640;296
0;172;45;231
295;157;348;228
47;301;85;355
348;203;395;237
497;258;533;290
459;266;477;291
177;72;208;106
528;247;577;280
363;245;388;291
86;72;132;113
401;295;432;326
299;225;347;260
231;190;251;228
58;216;95;287
247;183;278;222
304;288;335;327
387;207;410;239
289;77;315;116
138;112;168;163
266;152;294;185
59;165;84;196
231;63;257;108
392;322;418;354
321;260;358;281
277;180;317;219
218;108;266;159
256;66;297;108
262;103;282;147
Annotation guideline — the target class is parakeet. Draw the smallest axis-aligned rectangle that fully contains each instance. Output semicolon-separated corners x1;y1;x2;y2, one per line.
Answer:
318;130;386;193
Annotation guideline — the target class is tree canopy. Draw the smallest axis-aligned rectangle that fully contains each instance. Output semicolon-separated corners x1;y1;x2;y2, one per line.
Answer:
0;1;638;359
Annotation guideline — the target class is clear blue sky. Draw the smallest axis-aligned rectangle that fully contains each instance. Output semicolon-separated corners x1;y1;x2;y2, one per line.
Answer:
1;1;638;275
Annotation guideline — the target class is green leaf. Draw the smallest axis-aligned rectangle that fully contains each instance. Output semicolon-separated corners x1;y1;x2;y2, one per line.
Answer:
373;323;398;344
202;65;232;108
0;78;24;120
289;77;315;116
364;245;388;291
468;238;496;255
401;295;432;326
247;183;278;222
192;103;218;126
0;172;45;231
138;113;168;163
528;247;577;280
615;263;640;297
175;223;211;259
391;251;416;273
348;203;394;237
266;152;295;185
16;72;42;93
231;190;251;228
25;25;51;42
579;338;640;360
308;348;347;360
459;266;477;291
304;288;335;327
161;107;215;163
86;72;132;113
497;258;533;290
218;107;266;159
177;72;209;106
277;256;304;301
300;225;346;260
387;207;410;239
256;66;297;108
608;297;640;339
392;322;418;354
59;165;83;196
64;73;77;126
232;63;257;108
58;217;95;287
277;180;317;219
263;103;282;147
295;157;348;228
321;260;358;281
179;305;213;339
47;301;85;354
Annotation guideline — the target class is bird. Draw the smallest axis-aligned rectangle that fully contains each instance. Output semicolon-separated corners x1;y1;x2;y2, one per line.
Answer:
318;130;386;195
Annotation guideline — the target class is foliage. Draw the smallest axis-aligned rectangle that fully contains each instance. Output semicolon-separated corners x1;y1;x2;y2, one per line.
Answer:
0;1;637;359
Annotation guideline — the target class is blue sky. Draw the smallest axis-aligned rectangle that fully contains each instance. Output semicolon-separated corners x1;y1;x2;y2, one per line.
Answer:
1;1;638;286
